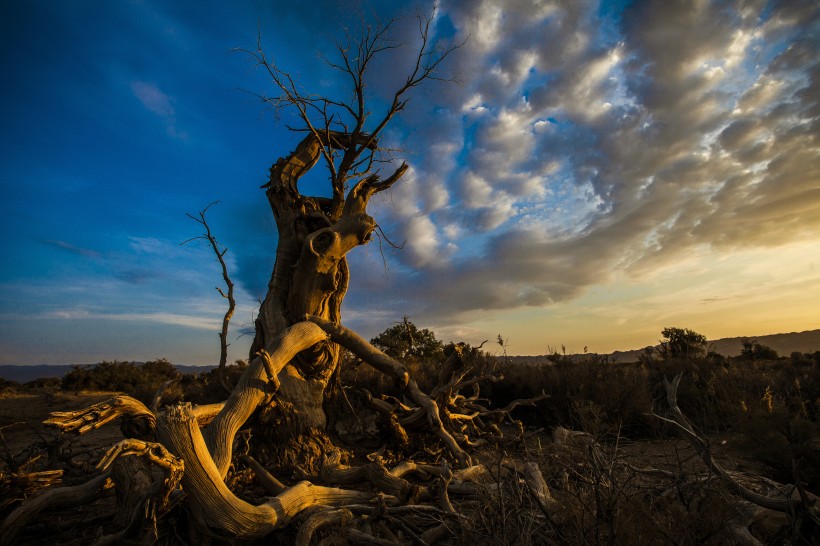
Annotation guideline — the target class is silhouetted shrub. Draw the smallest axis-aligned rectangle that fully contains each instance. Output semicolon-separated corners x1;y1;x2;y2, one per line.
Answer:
0;377;21;393
61;359;179;403
740;338;779;360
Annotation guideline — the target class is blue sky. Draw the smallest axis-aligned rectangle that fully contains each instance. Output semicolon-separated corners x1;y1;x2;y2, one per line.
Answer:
2;0;819;365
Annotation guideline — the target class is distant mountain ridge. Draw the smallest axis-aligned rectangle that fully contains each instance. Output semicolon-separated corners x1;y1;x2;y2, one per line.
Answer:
0;363;215;384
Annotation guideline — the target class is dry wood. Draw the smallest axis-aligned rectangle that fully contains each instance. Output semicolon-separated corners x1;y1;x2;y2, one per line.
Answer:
0;469;63;497
202;320;328;477
156;403;378;538
296;506;353;546
182;201;236;393
306;314;470;465
320;450;424;501
242;454;286;495
0;471;114;546
661;373;820;520
44;395;155;436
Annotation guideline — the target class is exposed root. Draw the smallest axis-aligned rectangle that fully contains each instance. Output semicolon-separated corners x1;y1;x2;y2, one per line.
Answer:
0;471;114;546
296;506;353;546
97;438;184;511
44;396;155;436
308;315;495;466
157;402;383;538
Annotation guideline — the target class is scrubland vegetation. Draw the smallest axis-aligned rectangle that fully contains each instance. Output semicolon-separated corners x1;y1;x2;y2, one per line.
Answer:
2;325;818;545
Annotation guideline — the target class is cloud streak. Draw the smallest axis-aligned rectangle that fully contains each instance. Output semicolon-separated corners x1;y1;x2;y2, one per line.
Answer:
40;308;222;330
131;80;188;139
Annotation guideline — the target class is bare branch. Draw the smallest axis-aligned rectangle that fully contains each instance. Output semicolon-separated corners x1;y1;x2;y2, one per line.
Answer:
662;373;820;518
242;10;459;208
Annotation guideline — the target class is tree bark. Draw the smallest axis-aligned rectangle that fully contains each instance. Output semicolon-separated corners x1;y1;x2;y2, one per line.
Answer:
248;132;406;463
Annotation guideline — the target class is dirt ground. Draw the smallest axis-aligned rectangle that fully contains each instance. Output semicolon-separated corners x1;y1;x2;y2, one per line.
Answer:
0;390;799;545
0;391;124;473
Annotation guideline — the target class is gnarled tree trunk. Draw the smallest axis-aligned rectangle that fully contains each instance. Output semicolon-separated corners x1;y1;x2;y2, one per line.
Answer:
249;131;406;468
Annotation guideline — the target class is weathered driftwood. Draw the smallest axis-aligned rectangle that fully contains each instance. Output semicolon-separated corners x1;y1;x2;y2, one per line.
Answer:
156;403;380;538
0;471;114;546
44;395;155;436
660;372;820;538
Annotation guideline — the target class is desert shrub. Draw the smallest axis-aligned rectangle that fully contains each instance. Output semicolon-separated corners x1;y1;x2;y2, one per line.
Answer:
370;317;444;362
61;358;180;403
791;350;820;366
459;457;552;545
178;360;248;404
23;377;61;392
0;377;20;393
727;361;820;490
659;327;707;359
739;338;780;360
460;440;747;546
482;360;657;438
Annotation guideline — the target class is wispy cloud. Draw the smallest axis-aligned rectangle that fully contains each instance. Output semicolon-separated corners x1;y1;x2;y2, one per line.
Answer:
130;80;188;139
45;239;102;259
40;308;221;330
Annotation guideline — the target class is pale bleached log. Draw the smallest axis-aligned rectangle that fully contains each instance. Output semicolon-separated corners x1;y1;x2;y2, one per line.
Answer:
203;321;328;477
156;403;379;538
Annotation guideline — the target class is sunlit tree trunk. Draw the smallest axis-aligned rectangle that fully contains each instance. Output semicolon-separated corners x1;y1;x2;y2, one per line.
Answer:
249;131;406;468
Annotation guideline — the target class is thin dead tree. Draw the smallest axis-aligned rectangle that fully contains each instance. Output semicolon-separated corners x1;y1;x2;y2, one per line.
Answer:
182;201;235;393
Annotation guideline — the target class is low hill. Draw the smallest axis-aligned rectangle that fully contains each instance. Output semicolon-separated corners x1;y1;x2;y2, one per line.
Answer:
0;365;73;384
707;329;820;357
507;329;820;365
0;363;215;384
608;329;820;363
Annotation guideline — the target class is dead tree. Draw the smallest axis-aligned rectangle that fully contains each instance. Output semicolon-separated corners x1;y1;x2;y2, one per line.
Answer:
238;14;460;463
1;319;552;544
182;201;236;393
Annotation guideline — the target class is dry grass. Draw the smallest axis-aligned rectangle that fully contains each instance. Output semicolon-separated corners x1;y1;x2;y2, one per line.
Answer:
2;351;818;545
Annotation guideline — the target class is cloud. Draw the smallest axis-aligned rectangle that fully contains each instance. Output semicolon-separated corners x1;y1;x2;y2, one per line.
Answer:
45;239;102;259
130;80;188;139
41;309;222;330
212;0;817;344
337;0;820;335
